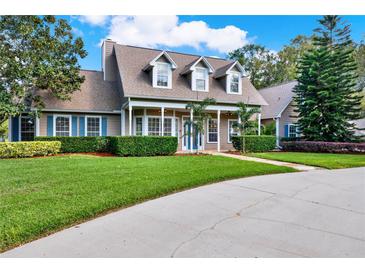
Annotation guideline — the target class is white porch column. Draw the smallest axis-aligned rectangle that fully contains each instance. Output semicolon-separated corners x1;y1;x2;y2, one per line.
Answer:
172;110;176;137
190;109;193;153
128;105;132;136
161;107;165;136
275;118;280;147
121;109;125;136
217;110;221;152
143;108;148;136
36;115;40;137
258;113;261;136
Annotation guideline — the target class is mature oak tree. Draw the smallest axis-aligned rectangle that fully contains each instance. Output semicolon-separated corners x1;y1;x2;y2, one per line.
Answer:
0;16;87;124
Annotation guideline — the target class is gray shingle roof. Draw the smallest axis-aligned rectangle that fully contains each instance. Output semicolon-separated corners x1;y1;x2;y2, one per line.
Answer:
114;44;267;106
258;81;297;119
38;70;122;112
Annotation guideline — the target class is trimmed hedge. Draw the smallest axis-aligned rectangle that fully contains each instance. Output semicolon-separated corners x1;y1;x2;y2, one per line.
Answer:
108;136;178;156
232;135;276;152
0;141;61;158
35;137;108;153
281;141;365;154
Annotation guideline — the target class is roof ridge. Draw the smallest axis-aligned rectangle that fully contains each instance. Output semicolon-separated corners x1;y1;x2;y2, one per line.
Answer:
258;80;297;91
114;43;229;61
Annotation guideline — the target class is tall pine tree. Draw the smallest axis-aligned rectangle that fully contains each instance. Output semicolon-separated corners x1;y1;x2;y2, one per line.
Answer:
294;16;363;141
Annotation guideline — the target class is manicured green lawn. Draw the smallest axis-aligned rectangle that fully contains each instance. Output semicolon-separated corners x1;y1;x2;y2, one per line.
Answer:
0;155;295;252
249;152;365;169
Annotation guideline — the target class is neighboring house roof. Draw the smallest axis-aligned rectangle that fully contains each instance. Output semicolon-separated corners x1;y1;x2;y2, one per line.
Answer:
114;44;267;106
37;70;122;112
258;81;297;119
351;118;365;136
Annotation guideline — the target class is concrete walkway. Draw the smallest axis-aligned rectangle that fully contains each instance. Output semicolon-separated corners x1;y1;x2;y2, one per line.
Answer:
207;151;319;171
2;167;364;257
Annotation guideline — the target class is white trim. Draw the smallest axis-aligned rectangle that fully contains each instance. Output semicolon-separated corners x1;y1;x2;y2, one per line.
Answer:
129;100;240;112
128;105;132;136
206;118;218;144
36;115;40;137
161;107;165;136
226;71;242;95
227;119;239;144
275;100;292;119
258;113;261;136
287;123;300;138
36;108;120;114
133;115;143;135
53;114;72;137
121;109;125;136
181;56;214;75
275;117;280;148
152;62;172;89
190;109;193;153
143;51;177;71
192;67;209;92
85;115;102;137
143;109;148;136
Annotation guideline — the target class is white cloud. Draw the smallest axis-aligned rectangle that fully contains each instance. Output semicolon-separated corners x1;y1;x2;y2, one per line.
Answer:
72;27;84;37
79;15;110;26
103;16;250;53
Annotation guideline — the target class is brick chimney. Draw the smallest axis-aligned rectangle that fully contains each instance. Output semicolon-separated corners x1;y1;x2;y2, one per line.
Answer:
101;39;117;81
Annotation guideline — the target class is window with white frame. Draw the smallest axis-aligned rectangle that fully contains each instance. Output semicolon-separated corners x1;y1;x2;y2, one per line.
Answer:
228;120;239;143
207;119;218;143
163;118;172;136
195;67;208;91
156;63;170;88
86;117;101;136
229;72;240;93
148;117;160;136
288;124;299;138
55;116;70;136
135;117;143;136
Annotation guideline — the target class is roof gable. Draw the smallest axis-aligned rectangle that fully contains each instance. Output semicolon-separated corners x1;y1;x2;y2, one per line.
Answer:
142;50;177;71
213;61;245;79
180;56;214;75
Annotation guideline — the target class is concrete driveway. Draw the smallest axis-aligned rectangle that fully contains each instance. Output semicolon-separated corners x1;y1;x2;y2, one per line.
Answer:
2;167;365;257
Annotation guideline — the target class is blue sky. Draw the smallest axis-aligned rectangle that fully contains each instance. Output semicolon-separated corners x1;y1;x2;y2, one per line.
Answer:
65;15;365;71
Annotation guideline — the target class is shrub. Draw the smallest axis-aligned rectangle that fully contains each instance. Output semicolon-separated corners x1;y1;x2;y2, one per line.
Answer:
0;141;61;158
108;136;178;156
232;135;276;152
281;141;365;153
35;137;108;153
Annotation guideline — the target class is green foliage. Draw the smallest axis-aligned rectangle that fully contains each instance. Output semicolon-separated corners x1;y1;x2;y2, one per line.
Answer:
108;136;178;156
262;121;276;135
294;15;363;142
0;120;7;140
232;135;276;152
228;44;284;89
0;141;60;158
0;16;87;124
232;102;260;139
185;98;216;153
35;136;108;153
0;155;294;251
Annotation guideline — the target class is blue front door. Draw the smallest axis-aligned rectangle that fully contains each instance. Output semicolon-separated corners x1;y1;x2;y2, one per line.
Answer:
183;118;201;150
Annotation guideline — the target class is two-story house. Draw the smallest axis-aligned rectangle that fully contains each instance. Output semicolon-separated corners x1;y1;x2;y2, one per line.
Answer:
8;39;267;152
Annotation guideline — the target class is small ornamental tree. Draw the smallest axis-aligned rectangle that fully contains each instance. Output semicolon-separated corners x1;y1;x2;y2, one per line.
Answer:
0;16;87;124
185;98;216;153
232;102;260;135
294;15;363;142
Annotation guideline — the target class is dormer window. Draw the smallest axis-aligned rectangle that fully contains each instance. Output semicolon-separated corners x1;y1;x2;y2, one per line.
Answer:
142;51;177;89
214;61;245;95
194;68;208;92
180;56;213;92
229;72;240;94
156;63;170;88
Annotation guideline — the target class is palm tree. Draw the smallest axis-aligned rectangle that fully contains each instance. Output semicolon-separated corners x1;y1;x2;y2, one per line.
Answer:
232;102;260;151
185;98;216;153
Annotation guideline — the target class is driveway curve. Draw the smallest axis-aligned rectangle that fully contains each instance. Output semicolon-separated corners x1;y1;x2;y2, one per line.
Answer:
2;167;365;257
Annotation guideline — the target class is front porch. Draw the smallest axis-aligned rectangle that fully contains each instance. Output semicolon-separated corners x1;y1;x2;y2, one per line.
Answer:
122;99;262;152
